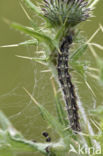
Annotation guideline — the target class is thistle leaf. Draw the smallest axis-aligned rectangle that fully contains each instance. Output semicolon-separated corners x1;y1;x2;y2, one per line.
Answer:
0;111;66;155
0;111;12;130
70;44;88;61
89;42;103;50
23;0;42;17
24;88;72;139
0;39;38;48
55;24;65;41
97;58;103;83
70;61;86;76
51;79;68;127
22;0;50;23
16;55;47;65
10;22;54;50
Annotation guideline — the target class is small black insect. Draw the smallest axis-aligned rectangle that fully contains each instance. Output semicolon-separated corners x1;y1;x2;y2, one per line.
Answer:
42;131;51;142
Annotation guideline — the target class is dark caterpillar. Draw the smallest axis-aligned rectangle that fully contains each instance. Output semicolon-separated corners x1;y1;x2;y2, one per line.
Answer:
57;34;81;132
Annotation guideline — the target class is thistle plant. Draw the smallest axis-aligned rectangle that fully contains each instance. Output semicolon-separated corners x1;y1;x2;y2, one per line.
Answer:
0;0;103;156
17;0;90;132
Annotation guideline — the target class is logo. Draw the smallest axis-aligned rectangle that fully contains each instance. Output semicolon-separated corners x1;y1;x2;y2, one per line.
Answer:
69;144;101;155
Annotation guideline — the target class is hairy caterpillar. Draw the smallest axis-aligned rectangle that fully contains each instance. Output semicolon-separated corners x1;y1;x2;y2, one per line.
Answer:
57;34;81;132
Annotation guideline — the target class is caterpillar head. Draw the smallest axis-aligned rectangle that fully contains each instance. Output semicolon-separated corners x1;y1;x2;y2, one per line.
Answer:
42;0;90;27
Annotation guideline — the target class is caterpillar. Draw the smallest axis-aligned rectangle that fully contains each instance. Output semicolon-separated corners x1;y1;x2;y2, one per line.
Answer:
57;34;81;132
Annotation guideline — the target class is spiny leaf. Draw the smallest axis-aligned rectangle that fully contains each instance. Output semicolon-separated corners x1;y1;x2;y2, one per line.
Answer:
90;106;103;118
0;129;46;154
89;42;103;50
16;55;48;65
0;111;66;155
85;80;96;97
55;24;65;41
23;0;42;17
0;111;12;130
22;0;49;23
70;61;86;76
40;69;51;73
97;58;103;83
51;79;68;127
87;27;100;43
19;1;40;30
0;39;38;48
70;44;88;61
23;88;72;139
11;22;54;50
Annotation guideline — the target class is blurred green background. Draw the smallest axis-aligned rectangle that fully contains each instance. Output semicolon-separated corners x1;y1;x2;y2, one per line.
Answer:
0;0;103;156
